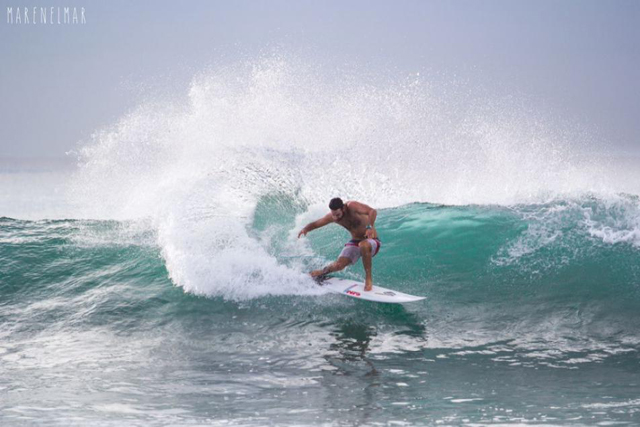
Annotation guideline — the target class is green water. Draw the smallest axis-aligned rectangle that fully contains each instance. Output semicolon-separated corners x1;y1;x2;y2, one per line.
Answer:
1;197;640;425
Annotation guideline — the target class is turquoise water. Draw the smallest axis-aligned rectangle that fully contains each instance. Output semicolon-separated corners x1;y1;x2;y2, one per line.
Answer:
2;196;640;425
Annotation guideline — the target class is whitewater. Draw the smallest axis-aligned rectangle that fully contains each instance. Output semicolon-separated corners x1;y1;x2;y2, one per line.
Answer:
2;56;640;425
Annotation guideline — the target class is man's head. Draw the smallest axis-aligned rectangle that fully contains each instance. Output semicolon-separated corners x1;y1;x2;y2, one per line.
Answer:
329;197;345;220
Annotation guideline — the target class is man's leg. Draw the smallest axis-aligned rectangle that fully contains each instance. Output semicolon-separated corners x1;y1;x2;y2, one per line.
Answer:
359;240;373;291
310;257;352;278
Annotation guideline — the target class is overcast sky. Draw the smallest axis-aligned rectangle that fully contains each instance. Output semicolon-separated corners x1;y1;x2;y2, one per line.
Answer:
1;0;639;159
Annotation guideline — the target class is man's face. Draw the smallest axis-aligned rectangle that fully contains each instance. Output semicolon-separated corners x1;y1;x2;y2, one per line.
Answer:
331;207;345;221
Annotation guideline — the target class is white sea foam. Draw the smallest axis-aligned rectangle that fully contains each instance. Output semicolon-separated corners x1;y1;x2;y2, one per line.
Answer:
581;194;640;247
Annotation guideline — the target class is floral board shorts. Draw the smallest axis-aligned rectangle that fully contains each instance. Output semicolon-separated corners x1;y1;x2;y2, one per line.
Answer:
338;238;381;265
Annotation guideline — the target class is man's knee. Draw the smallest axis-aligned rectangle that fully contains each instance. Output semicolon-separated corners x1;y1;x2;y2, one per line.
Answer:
358;240;372;255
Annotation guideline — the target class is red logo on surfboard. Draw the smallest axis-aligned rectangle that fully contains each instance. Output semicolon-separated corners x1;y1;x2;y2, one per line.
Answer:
346;290;361;296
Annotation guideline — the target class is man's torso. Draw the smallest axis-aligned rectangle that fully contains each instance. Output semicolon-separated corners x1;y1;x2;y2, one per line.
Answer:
336;206;369;239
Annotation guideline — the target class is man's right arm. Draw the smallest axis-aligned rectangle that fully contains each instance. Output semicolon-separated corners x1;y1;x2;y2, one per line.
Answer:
298;213;333;238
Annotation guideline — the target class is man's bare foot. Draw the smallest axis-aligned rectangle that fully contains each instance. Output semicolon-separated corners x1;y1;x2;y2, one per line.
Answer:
364;277;373;291
310;269;329;284
310;269;324;277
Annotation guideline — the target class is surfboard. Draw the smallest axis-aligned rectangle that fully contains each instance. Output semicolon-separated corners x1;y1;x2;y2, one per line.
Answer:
318;276;425;304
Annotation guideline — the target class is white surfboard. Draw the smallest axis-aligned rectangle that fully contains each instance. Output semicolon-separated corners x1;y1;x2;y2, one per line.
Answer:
319;277;425;304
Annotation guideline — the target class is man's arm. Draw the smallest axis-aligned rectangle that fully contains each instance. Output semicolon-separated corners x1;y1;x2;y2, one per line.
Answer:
347;201;378;238
298;213;334;238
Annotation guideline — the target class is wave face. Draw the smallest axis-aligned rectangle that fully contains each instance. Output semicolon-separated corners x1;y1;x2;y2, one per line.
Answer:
4;194;638;341
3;56;640;424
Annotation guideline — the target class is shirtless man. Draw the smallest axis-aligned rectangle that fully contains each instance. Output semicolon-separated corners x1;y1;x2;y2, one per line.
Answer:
297;198;380;291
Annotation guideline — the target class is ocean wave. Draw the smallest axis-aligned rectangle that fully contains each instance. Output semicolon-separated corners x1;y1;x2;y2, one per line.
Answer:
57;55;639;306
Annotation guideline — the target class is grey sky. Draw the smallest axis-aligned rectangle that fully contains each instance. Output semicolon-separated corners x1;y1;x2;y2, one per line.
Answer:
1;0;639;159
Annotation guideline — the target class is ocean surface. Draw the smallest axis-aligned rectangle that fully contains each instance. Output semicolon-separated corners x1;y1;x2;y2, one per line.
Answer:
2;59;640;425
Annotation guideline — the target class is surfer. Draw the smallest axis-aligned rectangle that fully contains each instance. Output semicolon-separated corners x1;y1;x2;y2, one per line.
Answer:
298;198;380;291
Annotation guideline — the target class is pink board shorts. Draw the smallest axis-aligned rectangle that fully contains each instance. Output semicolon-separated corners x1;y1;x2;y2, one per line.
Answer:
338;238;381;265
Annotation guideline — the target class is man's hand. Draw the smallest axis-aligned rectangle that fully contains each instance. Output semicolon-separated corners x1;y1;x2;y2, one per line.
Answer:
298;228;308;238
365;227;377;239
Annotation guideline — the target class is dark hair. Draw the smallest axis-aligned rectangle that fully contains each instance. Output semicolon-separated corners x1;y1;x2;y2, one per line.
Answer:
329;197;344;210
